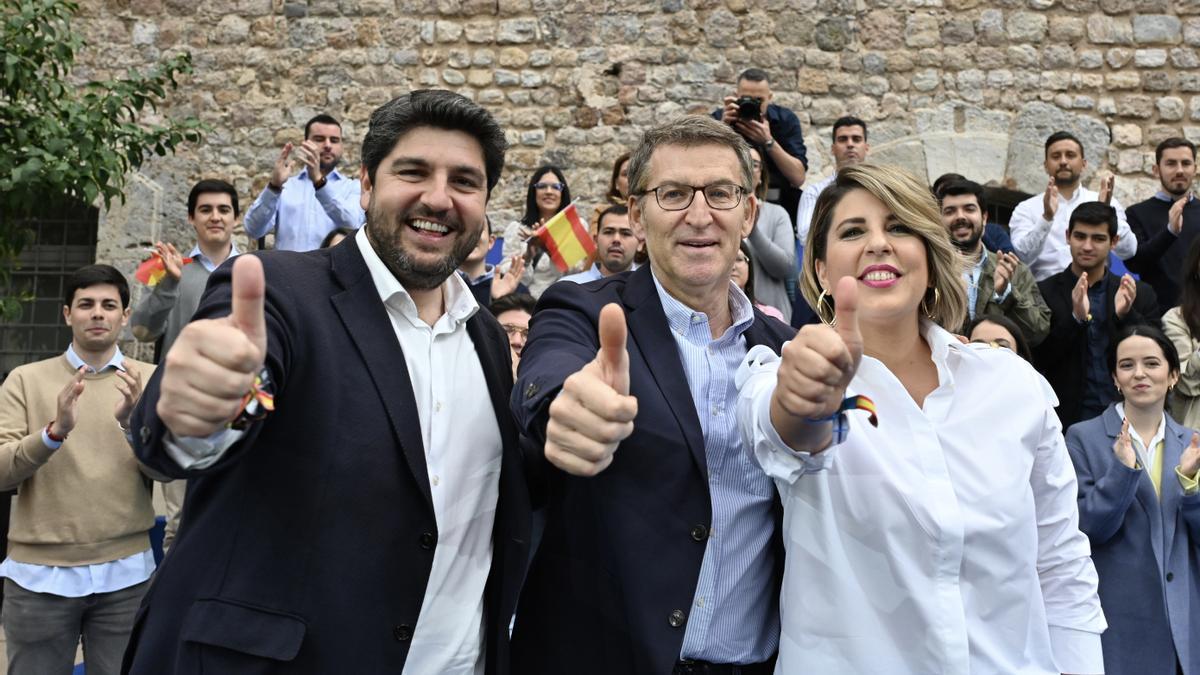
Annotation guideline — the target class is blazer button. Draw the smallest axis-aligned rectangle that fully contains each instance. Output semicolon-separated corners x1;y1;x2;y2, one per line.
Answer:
419;532;436;550
393;624;413;641
690;525;708;542
668;609;687;628
139;425;151;444
1166;572;1175;582
525;382;539;399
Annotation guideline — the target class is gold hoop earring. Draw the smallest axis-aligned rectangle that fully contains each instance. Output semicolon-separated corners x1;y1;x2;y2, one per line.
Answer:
816;289;836;327
920;287;941;318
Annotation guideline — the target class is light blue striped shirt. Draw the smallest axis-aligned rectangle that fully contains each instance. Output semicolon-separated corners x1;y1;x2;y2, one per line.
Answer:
651;274;780;664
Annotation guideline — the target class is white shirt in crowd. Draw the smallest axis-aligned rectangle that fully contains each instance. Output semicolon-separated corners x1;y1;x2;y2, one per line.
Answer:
167;228;503;674
1009;186;1136;281
794;173;836;245
735;322;1106;675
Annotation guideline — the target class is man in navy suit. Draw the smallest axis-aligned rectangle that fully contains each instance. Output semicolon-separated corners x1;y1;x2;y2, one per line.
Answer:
510;116;795;674
122;90;529;674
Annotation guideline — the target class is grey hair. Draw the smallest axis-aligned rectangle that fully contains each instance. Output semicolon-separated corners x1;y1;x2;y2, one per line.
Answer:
626;115;755;199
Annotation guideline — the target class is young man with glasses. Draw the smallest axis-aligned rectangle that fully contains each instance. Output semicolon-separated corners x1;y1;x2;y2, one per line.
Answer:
510;116;794;674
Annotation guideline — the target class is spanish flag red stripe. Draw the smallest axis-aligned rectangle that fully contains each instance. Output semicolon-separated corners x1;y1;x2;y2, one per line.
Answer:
534;203;595;273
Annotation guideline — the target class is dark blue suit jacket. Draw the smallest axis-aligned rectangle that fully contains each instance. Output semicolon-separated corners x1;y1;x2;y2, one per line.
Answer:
122;240;530;674
1066;405;1200;675
509;265;794;674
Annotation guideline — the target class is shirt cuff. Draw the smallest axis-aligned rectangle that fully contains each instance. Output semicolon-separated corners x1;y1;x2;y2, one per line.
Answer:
40;427;63;450
164;427;245;471
992;284;1012;304
1177;465;1200;495
1048;625;1105;675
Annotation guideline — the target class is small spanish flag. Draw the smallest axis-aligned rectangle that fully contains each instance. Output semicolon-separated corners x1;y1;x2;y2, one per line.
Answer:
135;253;193;287
535;203;596;273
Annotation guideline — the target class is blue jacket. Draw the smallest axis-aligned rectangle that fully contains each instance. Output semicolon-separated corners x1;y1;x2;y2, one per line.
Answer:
1066;405;1200;675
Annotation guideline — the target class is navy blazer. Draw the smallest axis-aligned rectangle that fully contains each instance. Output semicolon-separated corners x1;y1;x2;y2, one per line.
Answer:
509;266;795;674
1066;405;1200;675
122;240;530;674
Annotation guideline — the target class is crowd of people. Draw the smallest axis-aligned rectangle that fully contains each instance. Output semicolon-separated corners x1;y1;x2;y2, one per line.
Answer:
0;69;1198;675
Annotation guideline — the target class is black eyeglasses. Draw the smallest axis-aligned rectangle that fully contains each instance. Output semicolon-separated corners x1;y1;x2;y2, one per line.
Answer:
533;182;565;192
640;183;746;211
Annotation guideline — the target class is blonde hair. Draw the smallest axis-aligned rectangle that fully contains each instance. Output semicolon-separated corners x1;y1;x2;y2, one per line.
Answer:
801;163;967;330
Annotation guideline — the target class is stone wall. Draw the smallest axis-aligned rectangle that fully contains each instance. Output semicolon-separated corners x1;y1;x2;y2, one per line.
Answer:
74;0;1200;270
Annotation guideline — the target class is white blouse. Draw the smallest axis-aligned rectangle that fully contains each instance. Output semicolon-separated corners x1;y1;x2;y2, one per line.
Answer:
735;321;1106;675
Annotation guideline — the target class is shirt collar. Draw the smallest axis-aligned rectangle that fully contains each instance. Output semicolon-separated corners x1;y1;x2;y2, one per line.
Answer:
354;227;479;328
188;243;241;272
462;264;494;285
1114;402;1167;455
650;270;754;343
65;343;125;373
301;167;344;183
1153;190;1193;203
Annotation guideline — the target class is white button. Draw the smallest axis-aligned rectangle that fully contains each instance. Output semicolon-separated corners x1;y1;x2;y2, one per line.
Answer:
431;475;440;487
696;597;706;608
435;401;442;412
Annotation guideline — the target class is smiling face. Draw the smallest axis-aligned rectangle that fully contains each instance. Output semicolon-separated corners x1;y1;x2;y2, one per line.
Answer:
940;192;984;254
359;126;488;291
63;283;129;354
534;171;564;218
1044;139;1086;188
1113;335;1179;411
189;191;236;251
815;187;929;326
632;143;756;306
1155;146;1197;197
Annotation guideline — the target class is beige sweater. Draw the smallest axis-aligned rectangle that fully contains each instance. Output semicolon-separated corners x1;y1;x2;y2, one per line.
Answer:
0;354;157;566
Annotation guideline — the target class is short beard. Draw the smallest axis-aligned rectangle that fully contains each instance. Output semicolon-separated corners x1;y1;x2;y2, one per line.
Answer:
364;198;479;291
1162;178;1191;197
1053;171;1079;188
950;219;983;254
600;252;632;274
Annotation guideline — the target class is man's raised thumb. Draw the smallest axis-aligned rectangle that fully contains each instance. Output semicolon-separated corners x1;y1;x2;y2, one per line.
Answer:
597;303;630;395
230;255;268;358
833;276;863;368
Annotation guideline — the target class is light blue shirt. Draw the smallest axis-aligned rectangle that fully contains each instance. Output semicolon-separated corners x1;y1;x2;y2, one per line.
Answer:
558;264;604;284
962;249;1010;321
243;167;365;252
187;242;240;273
651;274;780;664
3;344;156;597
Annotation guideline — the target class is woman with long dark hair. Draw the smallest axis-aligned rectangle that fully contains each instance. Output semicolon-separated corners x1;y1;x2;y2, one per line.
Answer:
1164;234;1200;429
1066;323;1200;675
502;165;584;297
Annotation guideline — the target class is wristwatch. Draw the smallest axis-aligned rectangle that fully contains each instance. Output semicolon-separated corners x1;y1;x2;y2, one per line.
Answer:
763;138;775;150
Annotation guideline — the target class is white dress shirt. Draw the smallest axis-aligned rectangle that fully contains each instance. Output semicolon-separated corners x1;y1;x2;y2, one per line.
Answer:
794;173;836;245
736;322;1106;674
242;167;365;252
167;229;502;674
1009;186;1136;281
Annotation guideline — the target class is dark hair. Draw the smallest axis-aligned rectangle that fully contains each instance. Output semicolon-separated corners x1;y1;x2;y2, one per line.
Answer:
749;145;771;200
521;165;571;226
931;172;966;197
832;116;868;142
304;114;341;140
1156;137;1197;164
936;179;988;215
597;204;629;230
1044;131;1084;159
64;264;129;309
187;178;240;217
361;90;507;194
737;240;757;304
1107;324;1181;400
738;68;769;84
490;291;536;317
1179;235;1200;340
1068;201;1118;237
606;152;632;204
320;227;356;248
966;314;1032;362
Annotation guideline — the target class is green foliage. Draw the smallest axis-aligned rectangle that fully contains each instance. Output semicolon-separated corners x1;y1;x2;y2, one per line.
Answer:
0;0;207;319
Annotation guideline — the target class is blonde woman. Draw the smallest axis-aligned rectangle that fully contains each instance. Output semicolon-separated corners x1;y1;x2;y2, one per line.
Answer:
736;164;1106;674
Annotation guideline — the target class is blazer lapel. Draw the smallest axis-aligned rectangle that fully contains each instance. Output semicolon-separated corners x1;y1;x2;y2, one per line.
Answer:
622;267;708;475
465;315;518;449
1159;418;1189;569
1106;407;1166;572
329;241;433;510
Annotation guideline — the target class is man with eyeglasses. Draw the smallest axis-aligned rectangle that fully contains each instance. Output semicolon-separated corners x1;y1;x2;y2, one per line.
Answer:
510;115;794;674
490;292;535;377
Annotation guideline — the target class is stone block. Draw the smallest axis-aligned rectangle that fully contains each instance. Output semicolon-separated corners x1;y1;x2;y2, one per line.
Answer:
912;69;940;92
1133;15;1182;44
464;21;495;43
1117;95;1155;118
1087;15;1133;45
1158;97;1185;121
814;17;851;51
497;18;539;44
904;13;940;48
1098;97;1117;115
1042;45;1075;68
1143;71;1174;91
1111;123;1142;147
1105;72;1140;90
1006;45;1040;68
978;9;1006;46
942;18;975;44
1078;50;1104;68
1007;11;1048;42
1106;47;1132;68
1172;47;1200;68
1048;16;1085;41
1134;48;1168;67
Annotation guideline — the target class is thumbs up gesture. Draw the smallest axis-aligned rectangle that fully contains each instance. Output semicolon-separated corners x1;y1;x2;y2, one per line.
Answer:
544;303;638;476
157;256;269;438
769;276;864;453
